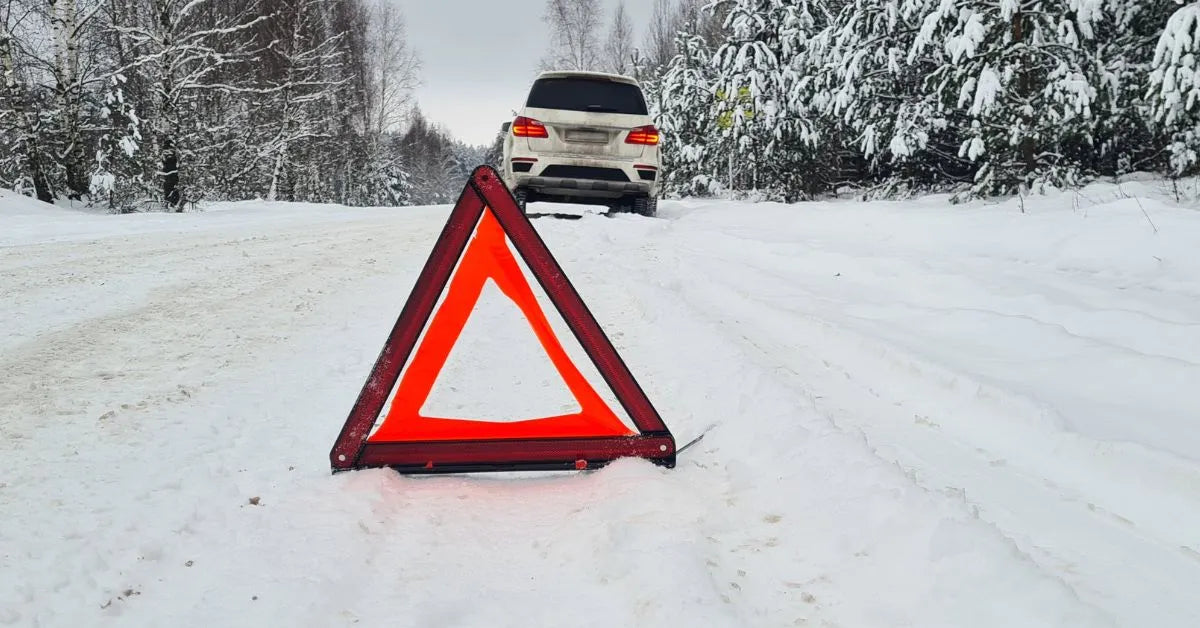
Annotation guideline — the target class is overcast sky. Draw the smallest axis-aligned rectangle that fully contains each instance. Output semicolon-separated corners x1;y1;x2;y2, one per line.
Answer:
390;0;654;147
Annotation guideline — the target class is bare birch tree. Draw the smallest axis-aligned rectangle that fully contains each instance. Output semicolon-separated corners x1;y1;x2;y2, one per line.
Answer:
603;1;633;75
250;0;348;201
364;0;419;136
110;0;270;208
641;0;682;73
1;0;54;201
539;0;601;72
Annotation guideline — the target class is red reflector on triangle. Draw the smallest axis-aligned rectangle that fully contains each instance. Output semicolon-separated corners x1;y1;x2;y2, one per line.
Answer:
368;209;633;442
328;166;675;474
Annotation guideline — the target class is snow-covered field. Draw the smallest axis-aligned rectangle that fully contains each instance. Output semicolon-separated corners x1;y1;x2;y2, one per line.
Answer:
3;181;1199;627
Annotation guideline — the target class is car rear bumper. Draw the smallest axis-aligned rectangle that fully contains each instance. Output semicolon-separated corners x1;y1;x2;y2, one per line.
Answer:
519;175;652;198
504;154;660;199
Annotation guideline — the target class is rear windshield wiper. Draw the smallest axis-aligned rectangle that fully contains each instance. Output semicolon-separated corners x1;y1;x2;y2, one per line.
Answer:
584;104;619;113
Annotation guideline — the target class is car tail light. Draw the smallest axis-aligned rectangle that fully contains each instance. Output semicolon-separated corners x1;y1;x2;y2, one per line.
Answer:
512;116;549;138
625;125;660;146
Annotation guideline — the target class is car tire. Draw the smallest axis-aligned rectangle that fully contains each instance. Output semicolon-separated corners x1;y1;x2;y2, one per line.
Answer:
632;195;657;218
513;187;528;213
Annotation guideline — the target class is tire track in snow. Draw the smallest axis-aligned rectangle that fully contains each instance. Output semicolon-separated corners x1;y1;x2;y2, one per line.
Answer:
1;210;740;628
655;225;1200;627
0;220;408;356
551;214;1112;627
2;200;1184;626
1;220;403;442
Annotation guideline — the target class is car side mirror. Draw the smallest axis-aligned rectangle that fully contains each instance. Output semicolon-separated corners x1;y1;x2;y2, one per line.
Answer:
501;122;511;134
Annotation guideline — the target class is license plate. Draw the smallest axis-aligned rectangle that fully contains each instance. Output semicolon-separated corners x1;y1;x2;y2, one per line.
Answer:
565;129;608;143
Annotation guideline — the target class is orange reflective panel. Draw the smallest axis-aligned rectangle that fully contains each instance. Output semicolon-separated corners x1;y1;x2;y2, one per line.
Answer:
367;208;634;442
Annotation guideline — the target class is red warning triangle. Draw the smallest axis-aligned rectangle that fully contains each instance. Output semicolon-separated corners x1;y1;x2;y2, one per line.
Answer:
329;166;675;473
371;209;631;442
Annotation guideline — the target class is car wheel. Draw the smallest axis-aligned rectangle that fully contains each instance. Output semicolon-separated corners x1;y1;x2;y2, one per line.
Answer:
513;187;528;212
632;195;657;218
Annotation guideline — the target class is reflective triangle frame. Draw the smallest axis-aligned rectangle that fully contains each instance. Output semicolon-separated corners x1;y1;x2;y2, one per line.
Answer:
329;165;676;474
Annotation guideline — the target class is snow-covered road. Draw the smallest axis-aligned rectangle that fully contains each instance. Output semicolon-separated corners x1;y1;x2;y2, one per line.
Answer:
2;183;1198;627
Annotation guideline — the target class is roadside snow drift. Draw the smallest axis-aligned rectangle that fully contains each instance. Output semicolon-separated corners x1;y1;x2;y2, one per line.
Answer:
2;180;1198;627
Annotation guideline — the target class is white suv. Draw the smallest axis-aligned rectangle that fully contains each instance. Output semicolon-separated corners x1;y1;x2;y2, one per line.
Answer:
501;70;662;217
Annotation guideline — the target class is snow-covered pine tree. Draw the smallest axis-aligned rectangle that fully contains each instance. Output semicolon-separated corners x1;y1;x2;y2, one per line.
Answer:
1149;1;1200;176
640;0;732;196
451;140;487;181
385;166;414;206
90;73;143;211
393;107;461;205
709;0;834;200
655;31;723;196
1090;0;1177;176
909;0;1103;198
679;0;730;48
483;124;506;171
806;0;970;197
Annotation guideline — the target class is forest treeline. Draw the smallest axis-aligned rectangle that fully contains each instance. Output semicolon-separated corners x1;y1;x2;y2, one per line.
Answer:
639;0;1200;201
0;0;481;210
8;0;1200;210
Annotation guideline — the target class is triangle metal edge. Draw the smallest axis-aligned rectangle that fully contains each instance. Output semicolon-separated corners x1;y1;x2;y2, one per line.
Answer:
329;180;487;472
468;165;674;441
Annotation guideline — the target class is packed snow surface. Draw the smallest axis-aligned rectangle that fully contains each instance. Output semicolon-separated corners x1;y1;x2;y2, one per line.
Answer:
2;182;1199;627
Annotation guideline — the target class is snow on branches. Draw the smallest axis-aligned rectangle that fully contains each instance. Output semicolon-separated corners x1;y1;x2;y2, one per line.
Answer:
1;0;427;210
645;0;1183;200
1150;2;1200;175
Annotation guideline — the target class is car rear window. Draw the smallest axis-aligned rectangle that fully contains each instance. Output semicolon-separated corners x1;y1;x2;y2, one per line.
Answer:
525;77;648;115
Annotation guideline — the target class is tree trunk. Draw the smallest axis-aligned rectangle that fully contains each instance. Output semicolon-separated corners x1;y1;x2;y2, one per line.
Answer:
268;149;285;202
158;2;181;210
47;0;87;199
1012;5;1036;176
63;0;88;199
162;136;180;210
